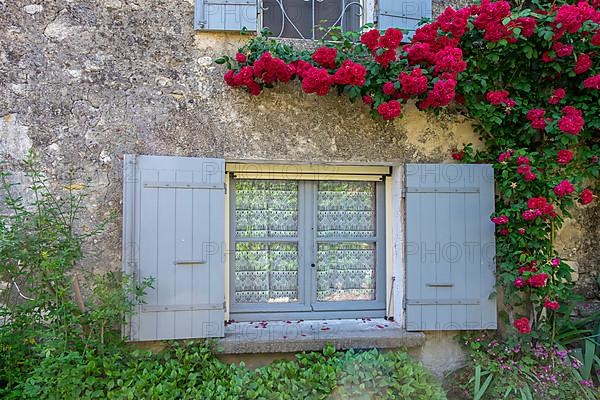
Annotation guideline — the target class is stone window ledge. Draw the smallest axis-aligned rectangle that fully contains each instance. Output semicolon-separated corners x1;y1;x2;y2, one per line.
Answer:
218;319;425;354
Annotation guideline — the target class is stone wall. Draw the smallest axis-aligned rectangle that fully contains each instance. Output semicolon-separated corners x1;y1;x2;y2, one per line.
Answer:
1;0;598;375
0;0;486;274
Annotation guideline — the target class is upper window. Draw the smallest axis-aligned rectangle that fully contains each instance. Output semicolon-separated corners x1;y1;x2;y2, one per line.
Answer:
261;0;364;40
195;0;432;39
229;178;386;320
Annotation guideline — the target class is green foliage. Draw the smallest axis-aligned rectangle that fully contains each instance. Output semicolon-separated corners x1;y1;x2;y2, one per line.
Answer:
10;342;446;400
0;155;151;394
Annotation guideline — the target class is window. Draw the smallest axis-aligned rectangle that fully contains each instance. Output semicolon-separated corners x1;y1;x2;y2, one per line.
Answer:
229;178;386;320
261;0;365;40
195;0;433;39
123;156;497;341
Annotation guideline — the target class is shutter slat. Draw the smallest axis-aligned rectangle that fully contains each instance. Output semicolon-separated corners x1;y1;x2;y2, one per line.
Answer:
156;169;177;340
123;155;226;341
175;170;194;339
137;169;159;340
405;164;496;331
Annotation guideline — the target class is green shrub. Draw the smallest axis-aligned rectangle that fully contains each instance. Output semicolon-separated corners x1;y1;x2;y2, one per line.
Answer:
12;342;445;400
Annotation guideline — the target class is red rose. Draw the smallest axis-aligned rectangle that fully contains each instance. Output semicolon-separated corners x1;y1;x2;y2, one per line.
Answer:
553;180;575;197
362;95;373;105
514;277;526;288
528;273;549;288
552;42;573;57
518;228;526;235
380;28;403;49
544;299;560;310
419;79;457;109
377;100;402;121
434;47;466;75
312;47;337;69
499;228;509;236
526;109;547;130
301;66;333;96
542;52;555;63
514;317;531;334
486;90;510;105
333;59;366;86
437;7;470;38
383;81;396;95
574;53;592;74
235;52;247;64
583;75;600;90
374;49;397;68
399;68;428;96
491;215;509;225
451;148;464;161
557;106;584;135
592;32;600;46
513;17;536;37
548;88;566;105
406;43;435;65
360;29;380;50
253;52;294;83
557;149;574;164
523;172;537;182
580;188;594;205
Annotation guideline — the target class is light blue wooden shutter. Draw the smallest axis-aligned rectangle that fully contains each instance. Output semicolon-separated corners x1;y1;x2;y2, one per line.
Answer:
378;0;431;38
405;164;496;331
123;155;226;341
194;0;258;31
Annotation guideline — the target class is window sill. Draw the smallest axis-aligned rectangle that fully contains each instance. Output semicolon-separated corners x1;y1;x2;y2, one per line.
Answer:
217;319;425;354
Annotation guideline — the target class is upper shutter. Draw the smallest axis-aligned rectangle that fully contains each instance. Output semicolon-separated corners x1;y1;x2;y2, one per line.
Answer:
123;155;226;341
377;0;432;39
404;164;496;331
194;0;258;31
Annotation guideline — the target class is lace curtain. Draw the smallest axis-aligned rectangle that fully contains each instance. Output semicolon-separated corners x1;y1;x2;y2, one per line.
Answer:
316;182;376;301
234;180;299;303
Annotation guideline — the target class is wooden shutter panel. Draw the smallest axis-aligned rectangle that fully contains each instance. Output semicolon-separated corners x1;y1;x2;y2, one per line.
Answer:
194;0;258;31
123;155;226;341
405;164;496;331
377;0;431;39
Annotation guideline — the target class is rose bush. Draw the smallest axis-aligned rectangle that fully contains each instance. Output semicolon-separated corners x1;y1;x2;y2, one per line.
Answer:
217;0;599;341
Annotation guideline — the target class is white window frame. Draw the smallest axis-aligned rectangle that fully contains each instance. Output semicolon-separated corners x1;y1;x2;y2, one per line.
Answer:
223;163;398;322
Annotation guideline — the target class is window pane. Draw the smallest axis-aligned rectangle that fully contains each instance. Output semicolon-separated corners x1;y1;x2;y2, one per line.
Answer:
317;181;375;238
262;0;362;39
234;242;299;303
235;180;298;238
316;242;376;301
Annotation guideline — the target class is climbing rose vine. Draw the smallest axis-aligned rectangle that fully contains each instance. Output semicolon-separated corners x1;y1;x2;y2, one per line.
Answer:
217;0;600;340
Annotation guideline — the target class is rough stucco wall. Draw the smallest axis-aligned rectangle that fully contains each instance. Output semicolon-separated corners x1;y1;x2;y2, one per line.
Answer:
0;0;598;376
0;0;484;273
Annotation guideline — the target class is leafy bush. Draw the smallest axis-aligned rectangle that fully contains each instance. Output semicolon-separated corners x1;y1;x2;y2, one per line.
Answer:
13;342;446;400
0;157;151;394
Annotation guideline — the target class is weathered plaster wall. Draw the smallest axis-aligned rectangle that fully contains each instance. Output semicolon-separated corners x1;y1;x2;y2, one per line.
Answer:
0;0;485;273
0;0;598;376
